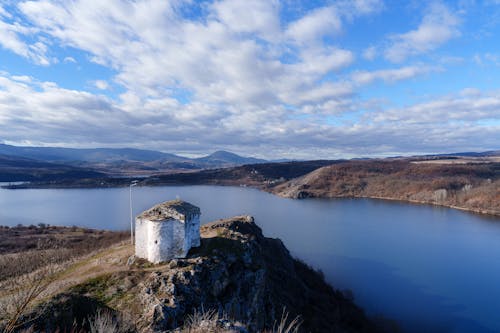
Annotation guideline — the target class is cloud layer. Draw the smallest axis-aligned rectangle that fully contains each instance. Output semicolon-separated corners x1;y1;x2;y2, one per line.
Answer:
0;0;498;158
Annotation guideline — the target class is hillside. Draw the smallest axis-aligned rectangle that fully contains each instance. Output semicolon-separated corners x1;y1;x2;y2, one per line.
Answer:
2;160;339;189
4;152;500;217
0;144;184;163
0;217;377;333
0;144;269;176
273;160;500;216
145;160;341;187
194;150;267;167
0;154;105;182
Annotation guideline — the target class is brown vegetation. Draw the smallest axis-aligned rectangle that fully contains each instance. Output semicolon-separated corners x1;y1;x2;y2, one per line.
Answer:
0;226;128;332
0;225;129;281
273;160;500;216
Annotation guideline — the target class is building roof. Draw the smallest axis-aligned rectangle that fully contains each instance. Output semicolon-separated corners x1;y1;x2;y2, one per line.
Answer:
137;199;201;222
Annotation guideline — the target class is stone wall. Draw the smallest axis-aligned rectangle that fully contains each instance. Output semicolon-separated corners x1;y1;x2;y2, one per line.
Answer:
186;215;201;248
135;214;201;263
135;218;148;259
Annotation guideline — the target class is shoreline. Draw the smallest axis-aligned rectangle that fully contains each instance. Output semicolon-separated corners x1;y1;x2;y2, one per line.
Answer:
297;193;500;218
3;180;500;219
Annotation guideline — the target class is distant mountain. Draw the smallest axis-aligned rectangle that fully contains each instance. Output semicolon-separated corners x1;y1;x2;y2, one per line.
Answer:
413;150;500;158
0;144;269;177
0;144;186;163
270;158;298;163
444;151;500;157
0;154;105;182
194;150;267;167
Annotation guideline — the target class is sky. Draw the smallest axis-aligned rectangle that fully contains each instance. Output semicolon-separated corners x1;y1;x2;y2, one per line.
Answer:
0;0;499;159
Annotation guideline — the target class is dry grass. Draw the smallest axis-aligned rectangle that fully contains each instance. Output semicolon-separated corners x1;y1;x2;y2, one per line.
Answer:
0;225;129;282
182;308;228;333
0;255;65;333
274;160;500;215
181;308;302;333
0;226;130;333
88;310;120;333
258;309;303;333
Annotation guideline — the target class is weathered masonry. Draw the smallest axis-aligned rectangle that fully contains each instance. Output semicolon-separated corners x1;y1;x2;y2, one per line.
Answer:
135;199;201;263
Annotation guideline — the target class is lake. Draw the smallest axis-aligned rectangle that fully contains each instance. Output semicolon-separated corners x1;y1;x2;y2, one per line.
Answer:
1;185;500;333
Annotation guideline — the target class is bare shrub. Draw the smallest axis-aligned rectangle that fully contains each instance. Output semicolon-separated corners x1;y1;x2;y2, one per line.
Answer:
267;310;302;333
0;256;61;333
183;308;220;333
88;309;119;333
181;308;246;333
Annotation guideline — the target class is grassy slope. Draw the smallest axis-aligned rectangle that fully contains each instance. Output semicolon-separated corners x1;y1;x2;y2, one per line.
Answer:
273;160;500;216
0;226;129;281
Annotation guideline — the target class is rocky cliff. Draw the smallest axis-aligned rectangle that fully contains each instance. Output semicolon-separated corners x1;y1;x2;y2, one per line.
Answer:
17;216;374;332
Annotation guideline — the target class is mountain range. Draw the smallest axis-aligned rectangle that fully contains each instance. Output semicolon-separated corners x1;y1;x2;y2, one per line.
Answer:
1;143;498;183
0;143;268;180
0;144;267;164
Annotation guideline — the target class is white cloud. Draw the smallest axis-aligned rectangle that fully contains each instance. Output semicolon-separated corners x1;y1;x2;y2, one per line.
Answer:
284;0;384;45
0;17;51;65
63;56;76;63
460;88;482;97
17;0;363;111
11;75;32;83
294;47;354;75
93;80;109;90
351;65;439;85
0;5;10;18
472;53;500;66
212;0;281;40
385;2;461;62
362;46;377;60
0;69;498;158
286;6;342;44
484;53;500;63
338;0;384;18
0;1;496;158
373;90;500;124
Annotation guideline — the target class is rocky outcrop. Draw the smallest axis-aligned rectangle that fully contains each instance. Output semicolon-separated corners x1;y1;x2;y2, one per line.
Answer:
19;216;374;333
135;216;373;332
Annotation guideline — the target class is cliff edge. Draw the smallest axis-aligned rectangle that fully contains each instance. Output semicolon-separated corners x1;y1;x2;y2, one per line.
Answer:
13;217;374;332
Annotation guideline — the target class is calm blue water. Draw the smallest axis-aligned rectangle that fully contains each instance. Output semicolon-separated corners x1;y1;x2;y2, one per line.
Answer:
1;185;500;333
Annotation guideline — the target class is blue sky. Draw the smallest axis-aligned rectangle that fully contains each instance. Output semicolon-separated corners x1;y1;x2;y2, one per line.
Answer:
0;0;499;159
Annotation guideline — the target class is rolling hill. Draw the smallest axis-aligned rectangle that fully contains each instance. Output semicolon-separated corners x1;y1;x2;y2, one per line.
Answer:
0;154;105;182
194;150;267;167
0;144;269;178
0;144;186;163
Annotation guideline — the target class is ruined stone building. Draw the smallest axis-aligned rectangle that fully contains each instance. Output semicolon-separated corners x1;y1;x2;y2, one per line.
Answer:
135;199;201;263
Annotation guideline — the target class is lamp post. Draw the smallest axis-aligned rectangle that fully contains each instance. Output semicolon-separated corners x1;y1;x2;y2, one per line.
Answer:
129;180;138;245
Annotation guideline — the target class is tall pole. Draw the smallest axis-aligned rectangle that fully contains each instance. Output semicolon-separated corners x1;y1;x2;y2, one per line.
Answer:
130;181;138;245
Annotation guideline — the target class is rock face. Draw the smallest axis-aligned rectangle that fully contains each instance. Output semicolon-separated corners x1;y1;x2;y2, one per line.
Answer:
21;216;374;333
135;200;201;263
133;216;373;332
